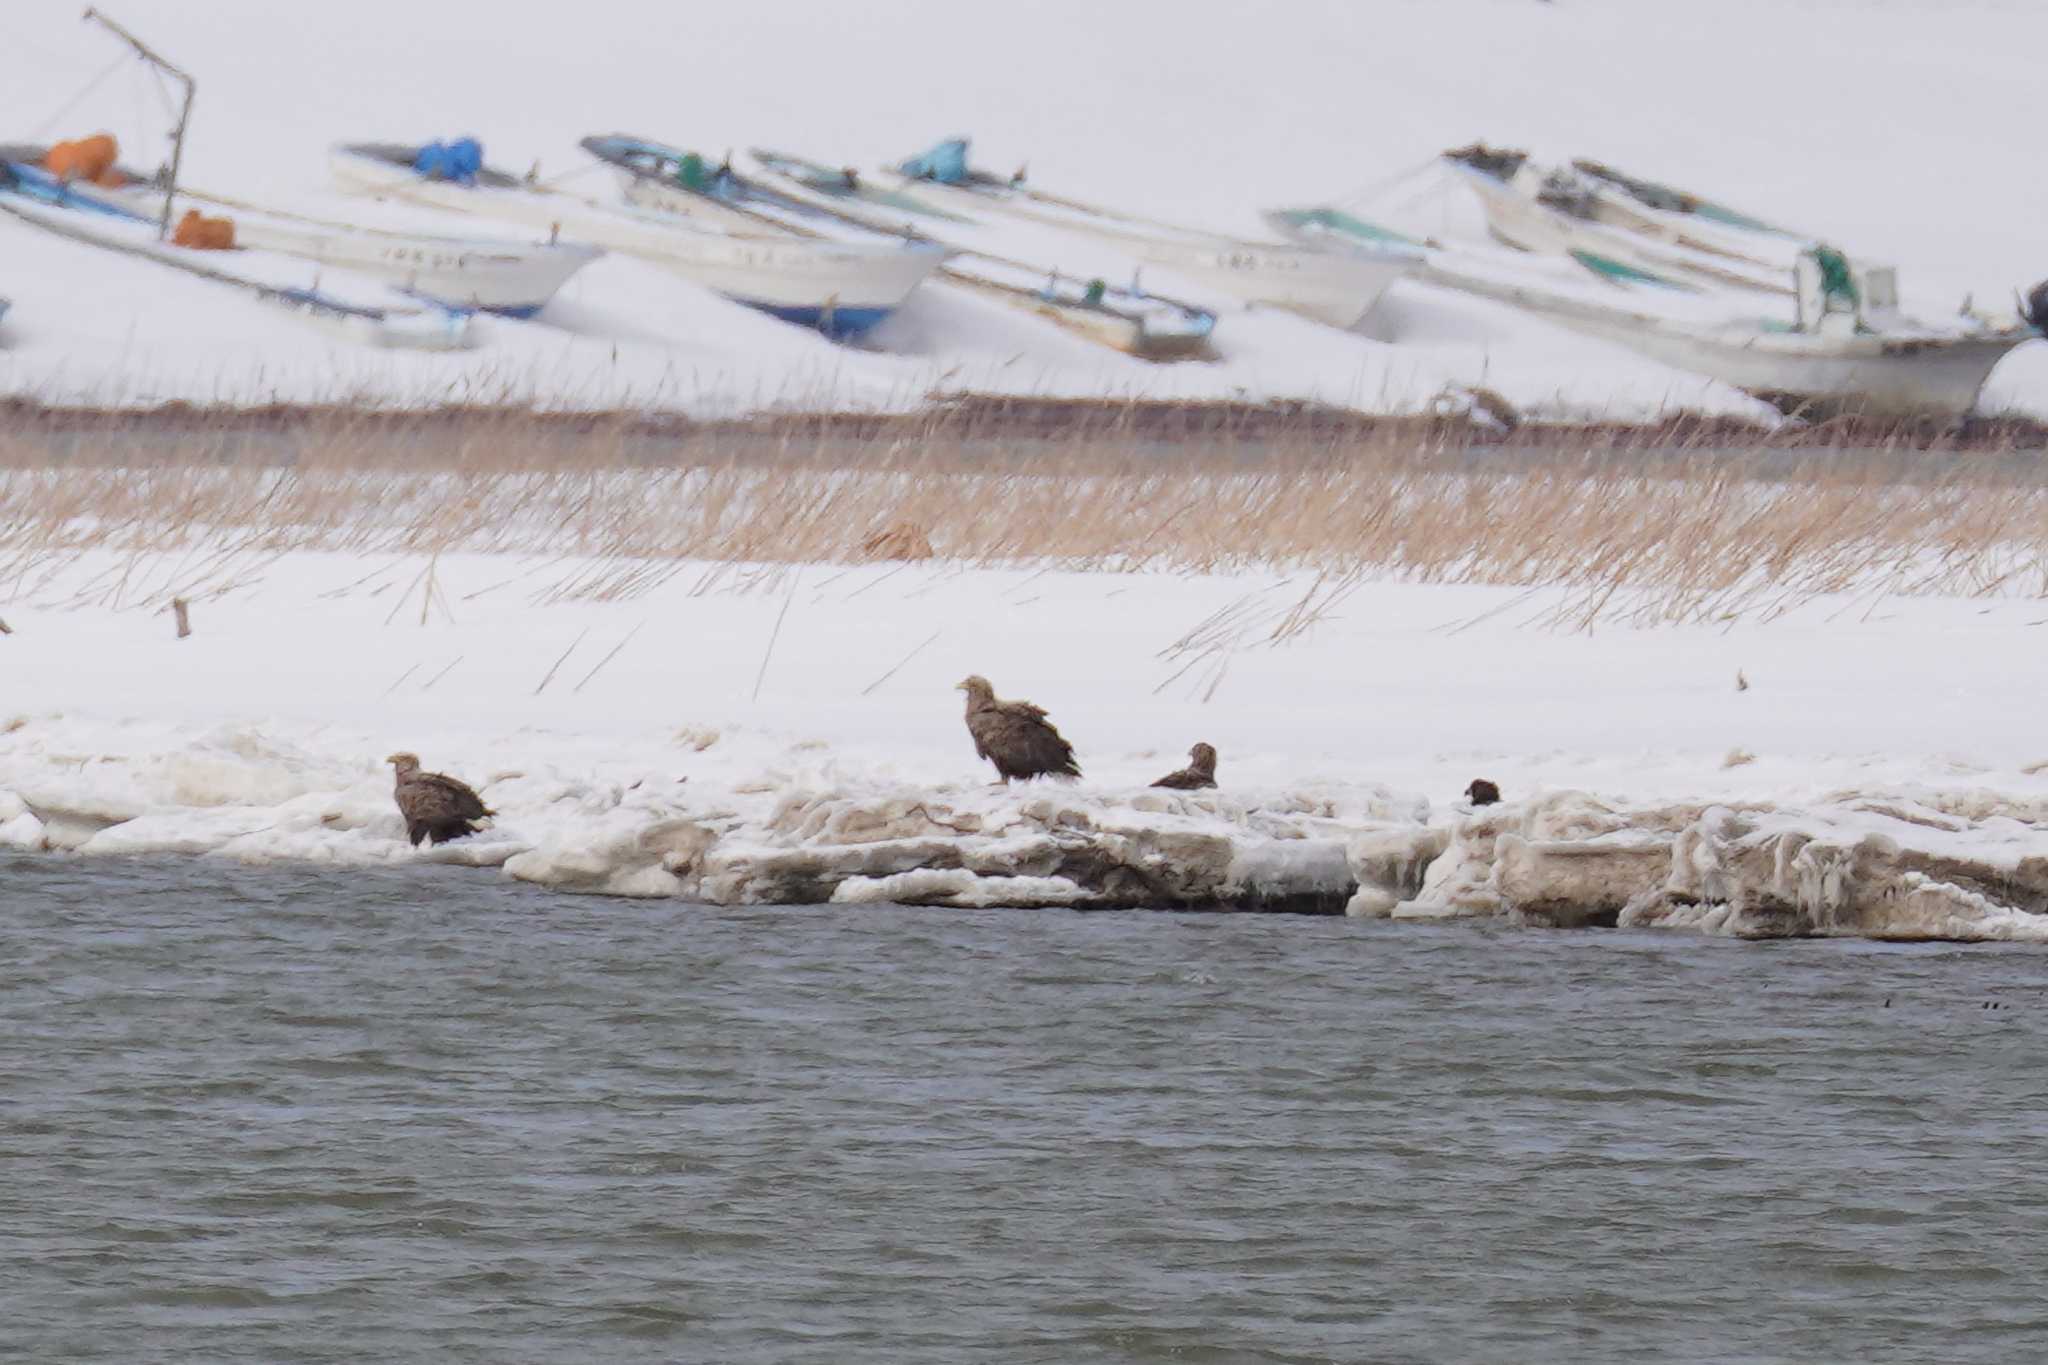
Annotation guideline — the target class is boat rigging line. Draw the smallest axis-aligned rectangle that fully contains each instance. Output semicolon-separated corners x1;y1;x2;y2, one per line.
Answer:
80;7;195;242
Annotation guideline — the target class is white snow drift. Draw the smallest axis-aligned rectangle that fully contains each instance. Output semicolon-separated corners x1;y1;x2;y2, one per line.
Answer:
6;548;2048;939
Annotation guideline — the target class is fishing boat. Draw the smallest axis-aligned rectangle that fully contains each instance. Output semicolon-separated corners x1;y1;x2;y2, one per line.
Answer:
629;141;1216;360
752;150;976;226
870;138;1420;328
1568;158;1798;241
0;156;471;350
1;15;473;348
1437;145;1796;297
1265;190;2034;417
0;142;599;317
1261;204;1434;260
331;140;943;339
1419;258;2029;417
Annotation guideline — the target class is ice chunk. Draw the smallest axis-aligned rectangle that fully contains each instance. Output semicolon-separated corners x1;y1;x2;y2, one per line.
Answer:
0;811;45;851
503;815;710;898
831;869;1090;907
1347;826;1452;917
1624;803;2048;940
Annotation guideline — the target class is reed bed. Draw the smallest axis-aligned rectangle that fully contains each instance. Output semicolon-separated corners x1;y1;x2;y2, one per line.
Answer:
6;401;2048;628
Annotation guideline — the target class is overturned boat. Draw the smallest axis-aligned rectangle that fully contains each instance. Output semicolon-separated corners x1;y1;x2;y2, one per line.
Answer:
873;137;1419;328
668;142;1216;360
332;140;943;339
0;154;471;350
0;140;598;318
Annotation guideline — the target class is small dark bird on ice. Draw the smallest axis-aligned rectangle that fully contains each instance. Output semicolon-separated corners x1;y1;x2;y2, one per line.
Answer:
957;675;1081;783
387;751;495;846
1151;742;1218;790
1465;778;1502;806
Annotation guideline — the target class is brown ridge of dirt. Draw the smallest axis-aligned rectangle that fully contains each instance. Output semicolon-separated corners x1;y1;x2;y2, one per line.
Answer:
1;394;2044;453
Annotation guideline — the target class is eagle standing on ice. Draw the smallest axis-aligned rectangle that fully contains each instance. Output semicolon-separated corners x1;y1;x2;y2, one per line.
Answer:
386;752;495;845
1151;743;1218;790
956;675;1081;783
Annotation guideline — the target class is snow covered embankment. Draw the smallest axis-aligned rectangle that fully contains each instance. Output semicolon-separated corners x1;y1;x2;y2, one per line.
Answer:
7;723;2048;940
0;724;1382;912
1353;790;2048;942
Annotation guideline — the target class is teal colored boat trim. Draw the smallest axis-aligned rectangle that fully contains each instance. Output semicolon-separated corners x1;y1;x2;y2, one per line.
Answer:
1567;249;1696;291
1274;206;1425;252
750;150;976;223
1570;160;1794;238
1685;201;1788;236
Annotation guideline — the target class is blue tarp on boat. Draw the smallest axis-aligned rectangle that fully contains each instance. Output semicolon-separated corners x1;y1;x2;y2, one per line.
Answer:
414;138;484;184
896;138;969;186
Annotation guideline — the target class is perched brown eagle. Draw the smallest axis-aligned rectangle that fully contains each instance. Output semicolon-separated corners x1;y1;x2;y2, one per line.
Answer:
1151;742;1218;790
957;675;1081;783
386;752;494;846
1465;778;1501;807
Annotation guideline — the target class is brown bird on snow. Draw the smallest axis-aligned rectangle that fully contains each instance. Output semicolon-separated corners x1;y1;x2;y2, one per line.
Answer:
1465;778;1502;807
386;752;495;846
957;675;1081;783
1151;742;1218;790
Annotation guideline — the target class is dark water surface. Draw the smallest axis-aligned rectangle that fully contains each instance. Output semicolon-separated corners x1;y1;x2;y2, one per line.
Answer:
7;856;2048;1363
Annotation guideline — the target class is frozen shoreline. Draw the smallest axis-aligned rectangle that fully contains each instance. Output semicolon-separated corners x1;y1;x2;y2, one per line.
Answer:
6;547;2048;940
6;724;2046;941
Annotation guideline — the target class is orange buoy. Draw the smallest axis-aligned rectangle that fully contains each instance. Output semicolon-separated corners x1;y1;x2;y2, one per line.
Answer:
44;133;120;184
172;209;236;251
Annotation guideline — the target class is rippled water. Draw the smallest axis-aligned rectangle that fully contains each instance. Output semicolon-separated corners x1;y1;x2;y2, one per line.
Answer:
9;856;2048;1362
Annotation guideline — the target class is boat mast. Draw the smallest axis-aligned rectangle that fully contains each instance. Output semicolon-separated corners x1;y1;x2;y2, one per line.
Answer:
81;7;194;242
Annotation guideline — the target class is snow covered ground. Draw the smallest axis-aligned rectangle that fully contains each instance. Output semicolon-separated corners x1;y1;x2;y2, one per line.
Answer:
6;548;2048;938
2;0;2042;418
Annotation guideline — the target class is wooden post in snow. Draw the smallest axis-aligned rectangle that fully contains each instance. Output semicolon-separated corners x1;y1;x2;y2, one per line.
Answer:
172;598;191;639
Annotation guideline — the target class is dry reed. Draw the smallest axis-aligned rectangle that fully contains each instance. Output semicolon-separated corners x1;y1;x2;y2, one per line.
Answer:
5;400;2048;629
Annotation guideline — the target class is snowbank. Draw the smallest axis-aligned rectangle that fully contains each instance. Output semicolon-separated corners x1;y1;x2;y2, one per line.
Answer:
7;548;2048;940
8;717;2048;942
0;726;1377;910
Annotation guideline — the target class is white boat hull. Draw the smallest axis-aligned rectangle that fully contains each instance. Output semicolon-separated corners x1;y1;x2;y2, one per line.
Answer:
220;219;597;317
1057;228;1406;328
870;171;1413;327
603;171;944;312
1584;322;2018;418
0;190;472;351
1424;263;2024;417
728;151;1217;359
332;146;942;332
0;141;599;319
